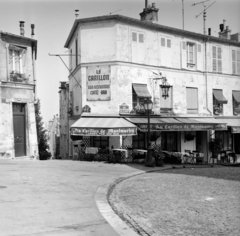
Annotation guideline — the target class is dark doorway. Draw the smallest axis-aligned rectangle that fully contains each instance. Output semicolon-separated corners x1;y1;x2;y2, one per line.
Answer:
234;133;240;154
13;103;26;157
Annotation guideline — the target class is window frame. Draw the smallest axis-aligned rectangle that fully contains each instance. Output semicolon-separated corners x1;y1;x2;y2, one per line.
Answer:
92;136;109;149
8;45;26;74
186;42;196;67
213;89;224;115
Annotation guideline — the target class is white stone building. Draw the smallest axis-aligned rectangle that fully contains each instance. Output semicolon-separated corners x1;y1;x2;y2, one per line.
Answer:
0;23;39;160
62;3;240;163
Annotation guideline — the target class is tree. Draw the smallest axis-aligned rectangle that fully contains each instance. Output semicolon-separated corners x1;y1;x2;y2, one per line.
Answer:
35;99;51;160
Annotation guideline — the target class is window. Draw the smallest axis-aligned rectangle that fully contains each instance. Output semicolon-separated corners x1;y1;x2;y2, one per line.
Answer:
187;42;196;66
167;39;171;48
212;46;222;72
161;132;178;152
131;31;145;62
133;132;145;149
92;136;109;148
213;89;228;115
9;46;26;74
160;86;172;114
232;50;240;75
186;87;198;114
161;38;165;47
132;84;151;109
161;37;171;48
233;91;240;115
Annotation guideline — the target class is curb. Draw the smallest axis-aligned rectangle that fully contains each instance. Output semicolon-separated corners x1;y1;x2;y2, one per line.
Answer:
95;166;172;236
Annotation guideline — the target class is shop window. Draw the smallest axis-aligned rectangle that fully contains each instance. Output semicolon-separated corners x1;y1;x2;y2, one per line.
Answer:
160;86;172;114
186;87;198;114
133;132;145;149
132;84;151;109
131;31;145;62
215;129;232;151
9;45;26;74
232;49;240;75
161;132;178;151
213;89;228;115
212;46;222;73
92;136;109;149
232;91;240;115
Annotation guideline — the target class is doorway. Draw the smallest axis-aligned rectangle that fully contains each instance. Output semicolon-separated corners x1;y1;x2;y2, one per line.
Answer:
13;103;26;157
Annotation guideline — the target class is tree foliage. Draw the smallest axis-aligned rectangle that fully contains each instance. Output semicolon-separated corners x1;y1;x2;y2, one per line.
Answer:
35;99;51;160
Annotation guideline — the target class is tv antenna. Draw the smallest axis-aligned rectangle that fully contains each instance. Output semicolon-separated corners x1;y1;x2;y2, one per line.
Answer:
109;9;122;15
192;0;216;35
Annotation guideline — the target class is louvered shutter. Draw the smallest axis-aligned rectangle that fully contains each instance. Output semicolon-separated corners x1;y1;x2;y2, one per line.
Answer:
232;50;236;74
237;51;240;75
212;46;217;72
217;47;222;72
181;41;187;69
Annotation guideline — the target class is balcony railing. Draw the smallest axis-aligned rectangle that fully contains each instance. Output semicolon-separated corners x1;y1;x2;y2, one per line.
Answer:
9;71;29;83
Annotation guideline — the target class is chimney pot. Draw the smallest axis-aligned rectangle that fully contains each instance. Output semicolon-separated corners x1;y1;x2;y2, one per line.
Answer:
208;28;211;36
145;0;148;8
220;24;224;32
152;3;156;8
75;10;79;18
31;24;35;38
19;21;25;36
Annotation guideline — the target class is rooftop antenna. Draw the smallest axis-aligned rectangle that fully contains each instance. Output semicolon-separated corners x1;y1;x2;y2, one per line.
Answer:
172;0;185;30
109;9;122;15
192;0;216;35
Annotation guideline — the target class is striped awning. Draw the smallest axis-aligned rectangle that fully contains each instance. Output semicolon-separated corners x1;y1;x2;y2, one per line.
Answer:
125;117;227;131
132;84;151;98
213;90;228;104
71;116;137;136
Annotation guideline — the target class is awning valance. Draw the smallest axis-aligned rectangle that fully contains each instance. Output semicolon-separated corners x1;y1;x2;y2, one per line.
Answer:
233;91;240;104
132;84;151;98
70;116;137;136
215;118;240;133
213;90;228;104
125;117;227;131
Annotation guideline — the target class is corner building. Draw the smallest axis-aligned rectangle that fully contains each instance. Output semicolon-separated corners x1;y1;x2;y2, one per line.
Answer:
63;4;240;162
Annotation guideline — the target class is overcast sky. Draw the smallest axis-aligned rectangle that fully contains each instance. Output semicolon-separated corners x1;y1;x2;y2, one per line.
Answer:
0;0;239;122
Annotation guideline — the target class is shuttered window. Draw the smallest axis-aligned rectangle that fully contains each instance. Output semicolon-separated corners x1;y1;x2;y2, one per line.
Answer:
167;39;171;48
187;43;195;65
212;46;222;72
132;32;137;42
232;50;240;75
186;87;198;114
139;33;144;43
161;38;165;47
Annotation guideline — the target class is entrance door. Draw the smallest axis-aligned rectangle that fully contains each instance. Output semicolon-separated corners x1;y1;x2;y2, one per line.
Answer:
13;103;26;157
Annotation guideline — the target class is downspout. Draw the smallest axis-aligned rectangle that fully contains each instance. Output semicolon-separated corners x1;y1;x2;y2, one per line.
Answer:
31;24;37;102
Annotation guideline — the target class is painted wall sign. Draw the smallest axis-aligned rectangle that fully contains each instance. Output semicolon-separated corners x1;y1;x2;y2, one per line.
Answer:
232;126;240;133
87;66;111;101
71;127;137;136
119;103;129;114
138;123;227;131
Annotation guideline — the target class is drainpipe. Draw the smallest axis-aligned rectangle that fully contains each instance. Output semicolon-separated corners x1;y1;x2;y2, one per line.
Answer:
31;24;37;102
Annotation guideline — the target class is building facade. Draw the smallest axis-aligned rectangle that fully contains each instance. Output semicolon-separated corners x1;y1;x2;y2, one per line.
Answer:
0;23;39;159
62;3;240;162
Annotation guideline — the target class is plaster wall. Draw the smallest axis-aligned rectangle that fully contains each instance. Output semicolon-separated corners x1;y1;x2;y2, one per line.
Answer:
0;41;7;80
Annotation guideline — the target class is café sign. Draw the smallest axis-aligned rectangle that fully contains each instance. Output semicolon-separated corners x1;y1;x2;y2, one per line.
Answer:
87;66;111;101
138;123;227;131
71;127;137;136
119;103;130;114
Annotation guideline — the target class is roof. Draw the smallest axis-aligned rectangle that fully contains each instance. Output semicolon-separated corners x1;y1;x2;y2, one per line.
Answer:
0;31;37;59
64;14;240;48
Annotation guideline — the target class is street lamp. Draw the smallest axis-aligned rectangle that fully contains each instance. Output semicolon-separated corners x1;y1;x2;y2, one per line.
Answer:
160;77;171;99
143;98;154;167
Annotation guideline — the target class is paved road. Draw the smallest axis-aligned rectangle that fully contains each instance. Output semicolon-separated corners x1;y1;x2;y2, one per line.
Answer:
109;166;240;236
0;159;152;236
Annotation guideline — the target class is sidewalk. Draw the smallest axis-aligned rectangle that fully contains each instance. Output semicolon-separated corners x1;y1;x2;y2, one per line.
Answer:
0;159;165;236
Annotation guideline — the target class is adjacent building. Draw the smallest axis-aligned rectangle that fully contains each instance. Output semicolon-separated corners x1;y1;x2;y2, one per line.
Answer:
0;22;39;159
61;2;240;162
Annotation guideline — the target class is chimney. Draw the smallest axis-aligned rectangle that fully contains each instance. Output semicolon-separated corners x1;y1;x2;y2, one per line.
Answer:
19;21;25;36
219;20;231;39
140;2;159;23
31;24;35;38
208;28;211;36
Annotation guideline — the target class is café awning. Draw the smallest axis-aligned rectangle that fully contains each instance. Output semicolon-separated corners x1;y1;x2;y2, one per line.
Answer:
213;90;228;104
132;84;151;98
215;118;240;133
70;114;137;137
125;117;227;131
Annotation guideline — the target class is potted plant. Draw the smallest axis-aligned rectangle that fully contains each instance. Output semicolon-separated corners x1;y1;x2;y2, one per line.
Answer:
209;138;222;160
152;148;165;167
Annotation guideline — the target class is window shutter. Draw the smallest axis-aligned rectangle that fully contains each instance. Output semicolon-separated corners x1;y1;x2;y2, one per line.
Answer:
139;33;144;43
161;38;165;47
237;51;240;75
167;39;171;48
212;46;217;72
217;47;222;72
197;44;201;52
132;32;137;42
232;50;236;74
181;41;187;69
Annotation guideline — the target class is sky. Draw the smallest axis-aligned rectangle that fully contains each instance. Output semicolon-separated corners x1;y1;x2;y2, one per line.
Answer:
0;0;239;122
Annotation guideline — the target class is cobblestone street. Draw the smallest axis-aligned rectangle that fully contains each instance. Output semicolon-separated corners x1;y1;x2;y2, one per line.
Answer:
109;166;240;236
